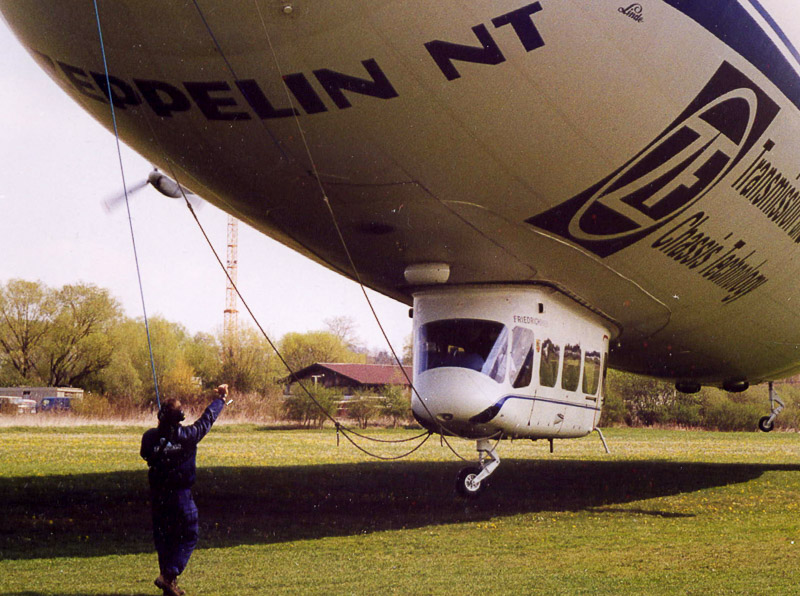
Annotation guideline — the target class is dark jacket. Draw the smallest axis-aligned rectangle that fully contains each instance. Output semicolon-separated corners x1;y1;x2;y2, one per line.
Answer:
141;398;225;491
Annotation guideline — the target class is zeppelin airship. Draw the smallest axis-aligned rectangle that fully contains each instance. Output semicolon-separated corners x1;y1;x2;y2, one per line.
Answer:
2;0;799;494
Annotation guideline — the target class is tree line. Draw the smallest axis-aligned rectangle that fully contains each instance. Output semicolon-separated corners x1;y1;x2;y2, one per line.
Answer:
0;279;408;412
0;279;791;430
601;369;799;432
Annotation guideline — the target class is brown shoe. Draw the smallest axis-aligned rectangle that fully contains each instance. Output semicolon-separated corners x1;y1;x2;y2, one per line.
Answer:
155;574;185;596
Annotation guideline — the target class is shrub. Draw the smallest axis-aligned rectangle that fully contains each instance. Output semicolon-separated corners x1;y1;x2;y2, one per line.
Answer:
283;386;340;428
666;399;703;428
605;370;675;426
598;370;788;431
224;386;284;422
599;391;626;426
346;393;380;429
71;393;115;419
701;393;762;431
382;386;412;428
0;400;18;416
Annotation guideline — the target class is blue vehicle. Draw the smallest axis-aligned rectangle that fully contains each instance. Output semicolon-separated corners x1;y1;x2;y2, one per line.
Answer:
39;397;74;412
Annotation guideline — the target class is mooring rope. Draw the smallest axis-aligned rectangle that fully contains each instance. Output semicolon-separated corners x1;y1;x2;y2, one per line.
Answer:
248;1;483;461
181;0;501;463
92;0;482;463
92;0;161;408
186;0;488;462
179;197;435;460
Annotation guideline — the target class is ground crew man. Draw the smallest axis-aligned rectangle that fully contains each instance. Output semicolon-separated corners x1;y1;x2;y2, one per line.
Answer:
141;384;228;596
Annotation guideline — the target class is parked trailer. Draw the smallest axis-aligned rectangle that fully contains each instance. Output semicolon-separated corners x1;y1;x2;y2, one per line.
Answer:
0;396;37;414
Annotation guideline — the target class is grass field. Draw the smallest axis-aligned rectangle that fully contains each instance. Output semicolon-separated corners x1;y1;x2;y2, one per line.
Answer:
1;424;799;595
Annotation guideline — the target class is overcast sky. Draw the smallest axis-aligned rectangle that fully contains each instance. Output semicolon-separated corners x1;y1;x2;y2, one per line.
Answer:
0;18;411;354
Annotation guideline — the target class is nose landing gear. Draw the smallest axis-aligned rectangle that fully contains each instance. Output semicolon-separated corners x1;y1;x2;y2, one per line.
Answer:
456;438;500;498
758;381;784;432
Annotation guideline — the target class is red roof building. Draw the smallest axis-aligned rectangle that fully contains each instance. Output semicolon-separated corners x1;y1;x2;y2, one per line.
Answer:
281;363;412;394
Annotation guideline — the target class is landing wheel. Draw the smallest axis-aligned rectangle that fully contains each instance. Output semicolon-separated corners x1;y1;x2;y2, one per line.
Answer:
759;382;784;433
456;465;486;499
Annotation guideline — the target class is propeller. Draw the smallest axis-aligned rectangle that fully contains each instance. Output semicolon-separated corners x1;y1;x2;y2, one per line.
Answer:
102;169;202;212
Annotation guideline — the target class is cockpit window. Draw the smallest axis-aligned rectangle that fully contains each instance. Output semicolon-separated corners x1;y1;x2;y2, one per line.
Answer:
562;344;581;391
582;350;602;395
510;327;534;388
417;318;508;383
539;339;560;387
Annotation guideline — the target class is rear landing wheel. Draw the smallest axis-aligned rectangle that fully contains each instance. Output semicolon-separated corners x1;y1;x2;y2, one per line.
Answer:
456;465;486;498
759;382;784;433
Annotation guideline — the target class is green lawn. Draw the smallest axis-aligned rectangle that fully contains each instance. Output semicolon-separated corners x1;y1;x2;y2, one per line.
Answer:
1;425;799;595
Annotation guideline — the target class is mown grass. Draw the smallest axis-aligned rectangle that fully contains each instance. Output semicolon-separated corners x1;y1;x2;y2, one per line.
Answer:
1;425;799;595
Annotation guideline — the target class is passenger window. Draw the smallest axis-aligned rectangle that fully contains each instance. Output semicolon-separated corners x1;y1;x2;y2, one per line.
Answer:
510;327;535;388
539;339;560;388
582;350;602;395
482;326;509;384
562;344;581;392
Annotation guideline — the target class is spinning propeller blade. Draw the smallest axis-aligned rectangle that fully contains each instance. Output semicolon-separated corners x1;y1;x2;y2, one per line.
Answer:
102;169;202;212
101;179;149;212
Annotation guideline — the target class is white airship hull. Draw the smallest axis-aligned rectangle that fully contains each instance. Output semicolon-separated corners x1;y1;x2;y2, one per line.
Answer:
2;0;800;387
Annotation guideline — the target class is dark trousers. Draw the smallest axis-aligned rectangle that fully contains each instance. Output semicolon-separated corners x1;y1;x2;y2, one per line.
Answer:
151;488;199;579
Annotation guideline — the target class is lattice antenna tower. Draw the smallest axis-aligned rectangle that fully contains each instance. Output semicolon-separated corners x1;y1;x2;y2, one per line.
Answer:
223;215;239;345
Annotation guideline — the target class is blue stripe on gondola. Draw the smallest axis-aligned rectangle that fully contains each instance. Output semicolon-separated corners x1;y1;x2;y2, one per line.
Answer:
470;394;600;424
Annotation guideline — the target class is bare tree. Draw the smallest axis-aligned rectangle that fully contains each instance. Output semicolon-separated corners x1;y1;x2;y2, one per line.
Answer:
323;315;362;351
279;330;366;373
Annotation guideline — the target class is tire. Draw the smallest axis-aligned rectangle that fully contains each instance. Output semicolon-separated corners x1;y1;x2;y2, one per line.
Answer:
456;465;486;498
758;416;774;433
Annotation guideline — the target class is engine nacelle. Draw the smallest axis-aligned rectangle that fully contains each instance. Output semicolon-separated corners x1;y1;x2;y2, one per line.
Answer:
411;285;613;440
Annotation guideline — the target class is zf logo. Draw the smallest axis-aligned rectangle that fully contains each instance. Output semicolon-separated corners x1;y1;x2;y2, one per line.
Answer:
527;62;779;257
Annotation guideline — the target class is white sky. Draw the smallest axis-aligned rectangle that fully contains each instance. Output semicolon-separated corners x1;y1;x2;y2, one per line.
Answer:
0;19;411;353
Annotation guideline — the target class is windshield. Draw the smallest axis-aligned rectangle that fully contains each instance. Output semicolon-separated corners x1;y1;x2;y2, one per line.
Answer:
417;318;508;383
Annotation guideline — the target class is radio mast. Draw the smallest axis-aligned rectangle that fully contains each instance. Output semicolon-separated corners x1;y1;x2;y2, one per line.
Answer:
223;215;239;346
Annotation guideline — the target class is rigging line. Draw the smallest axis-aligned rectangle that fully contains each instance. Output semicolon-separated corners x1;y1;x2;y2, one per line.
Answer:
180;203;337;427
317;190;481;463
92;0;161;408
251;2;334;208
343;428;430;444
189;0;289;162
253;2;477;463
251;2;474;455
178;195;433;459
188;0;454;448
188;1;476;463
339;426;432;461
176;181;471;460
